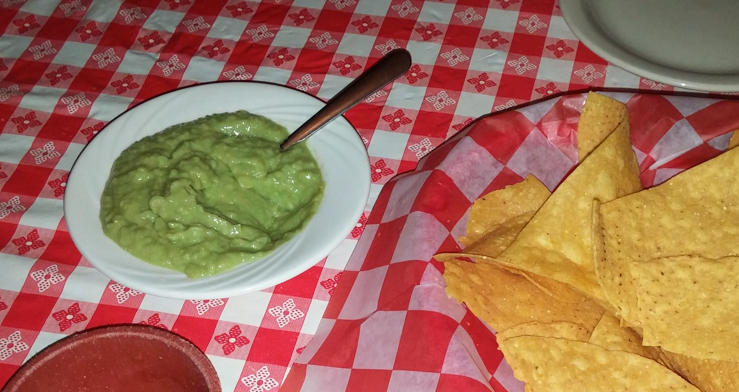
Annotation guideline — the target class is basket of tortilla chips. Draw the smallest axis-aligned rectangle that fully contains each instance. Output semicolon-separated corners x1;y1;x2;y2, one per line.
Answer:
283;92;739;392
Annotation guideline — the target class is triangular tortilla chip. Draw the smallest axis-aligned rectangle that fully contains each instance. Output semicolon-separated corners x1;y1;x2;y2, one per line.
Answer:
578;92;628;161
461;174;550;246
460;213;535;257
438;174;577;304
441;254;586;304
443;258;604;333
499;336;699;392
632;255;739;361
596;146;739;325
497;118;641;306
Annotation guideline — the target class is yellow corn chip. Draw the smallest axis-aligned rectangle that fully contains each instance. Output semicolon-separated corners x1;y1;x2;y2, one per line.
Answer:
461;174;550;246
631;255;739;360
461;213;534;257
523;272;587;304
578;92;628;161
498;336;699;391
588;312;651;357
438;174;578;305
497;118;641;306
589;312;678;372
442;258;604;333
441;92;739;389
729;130;739;149
661;351;739;392
596;146;739;325
440;254;585;303
496;321;590;342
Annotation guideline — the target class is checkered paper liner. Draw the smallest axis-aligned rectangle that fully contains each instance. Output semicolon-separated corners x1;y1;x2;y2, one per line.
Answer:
281;92;739;392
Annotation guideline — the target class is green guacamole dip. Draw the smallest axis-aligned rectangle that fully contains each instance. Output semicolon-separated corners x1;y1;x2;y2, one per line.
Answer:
100;111;324;278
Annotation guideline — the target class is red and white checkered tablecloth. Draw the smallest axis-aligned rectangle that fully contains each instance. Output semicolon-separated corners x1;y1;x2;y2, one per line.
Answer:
0;0;723;391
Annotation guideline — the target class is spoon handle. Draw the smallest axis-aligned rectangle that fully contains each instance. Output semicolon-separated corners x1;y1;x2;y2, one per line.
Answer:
280;48;412;150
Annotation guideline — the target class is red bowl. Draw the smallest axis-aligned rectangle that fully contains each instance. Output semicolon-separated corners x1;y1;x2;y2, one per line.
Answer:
2;324;221;392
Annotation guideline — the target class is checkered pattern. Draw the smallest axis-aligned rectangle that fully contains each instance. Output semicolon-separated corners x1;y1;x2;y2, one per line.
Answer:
283;93;739;391
0;0;735;390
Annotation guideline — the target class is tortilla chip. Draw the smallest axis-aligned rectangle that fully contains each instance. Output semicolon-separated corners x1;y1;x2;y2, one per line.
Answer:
496;321;590;342
441;254;587;304
462;212;535;257
498;336;699;391
439;182;583;306
522;270;590;304
461;174;550;246
589;312;680;373
730;130;739;149
594;202;639;333
588;312;650;357
497;119;641;306
661;351;739;392
437;189;539;262
630;255;739;360
442;258;604;333
596;146;739;325
578;92;629;161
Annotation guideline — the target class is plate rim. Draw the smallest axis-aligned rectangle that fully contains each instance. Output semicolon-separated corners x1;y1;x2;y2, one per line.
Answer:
559;0;739;92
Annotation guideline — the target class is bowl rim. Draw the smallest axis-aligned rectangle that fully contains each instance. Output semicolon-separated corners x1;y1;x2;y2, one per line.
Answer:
2;324;222;392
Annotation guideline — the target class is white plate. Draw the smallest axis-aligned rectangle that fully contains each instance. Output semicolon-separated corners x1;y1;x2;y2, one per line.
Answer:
64;82;370;300
560;0;739;92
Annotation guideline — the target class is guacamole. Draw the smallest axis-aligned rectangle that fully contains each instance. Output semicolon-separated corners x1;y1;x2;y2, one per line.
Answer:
100;111;324;278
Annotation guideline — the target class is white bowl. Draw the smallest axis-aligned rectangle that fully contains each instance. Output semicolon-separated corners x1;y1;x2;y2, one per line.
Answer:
64;82;370;299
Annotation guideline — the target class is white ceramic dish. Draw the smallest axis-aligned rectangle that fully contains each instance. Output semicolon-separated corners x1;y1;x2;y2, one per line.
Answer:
64;82;370;300
560;0;739;92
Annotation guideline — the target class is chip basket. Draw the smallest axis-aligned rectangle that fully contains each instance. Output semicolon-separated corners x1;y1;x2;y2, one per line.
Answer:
282;91;739;392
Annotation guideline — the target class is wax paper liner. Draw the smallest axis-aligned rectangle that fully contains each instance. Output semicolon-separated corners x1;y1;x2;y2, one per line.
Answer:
281;92;739;392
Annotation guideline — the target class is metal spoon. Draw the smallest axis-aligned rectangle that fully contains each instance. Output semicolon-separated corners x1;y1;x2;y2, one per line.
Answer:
280;48;412;150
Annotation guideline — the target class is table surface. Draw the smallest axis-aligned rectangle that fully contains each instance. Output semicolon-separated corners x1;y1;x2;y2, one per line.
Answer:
0;0;695;390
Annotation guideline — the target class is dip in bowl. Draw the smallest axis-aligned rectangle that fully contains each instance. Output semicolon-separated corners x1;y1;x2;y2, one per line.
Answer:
100;111;324;279
64;82;370;299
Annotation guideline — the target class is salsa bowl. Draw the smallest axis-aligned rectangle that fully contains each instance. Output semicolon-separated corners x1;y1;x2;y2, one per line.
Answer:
3;325;221;392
